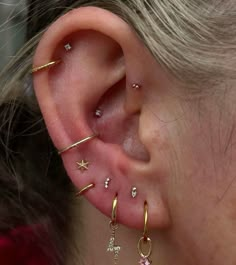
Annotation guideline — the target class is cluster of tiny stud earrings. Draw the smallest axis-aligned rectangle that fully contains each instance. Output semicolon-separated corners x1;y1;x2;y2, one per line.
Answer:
105;178;111;189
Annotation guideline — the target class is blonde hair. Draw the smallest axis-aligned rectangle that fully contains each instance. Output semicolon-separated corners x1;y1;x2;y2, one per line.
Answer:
0;0;235;264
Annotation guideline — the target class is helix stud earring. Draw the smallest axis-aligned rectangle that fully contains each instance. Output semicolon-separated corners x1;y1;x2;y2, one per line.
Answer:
64;43;72;51
107;195;121;265
138;201;152;265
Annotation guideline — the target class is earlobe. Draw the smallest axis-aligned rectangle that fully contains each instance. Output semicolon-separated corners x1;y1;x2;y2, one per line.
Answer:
32;6;171;230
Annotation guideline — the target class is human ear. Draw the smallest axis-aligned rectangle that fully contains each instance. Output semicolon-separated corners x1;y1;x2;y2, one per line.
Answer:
32;6;171;230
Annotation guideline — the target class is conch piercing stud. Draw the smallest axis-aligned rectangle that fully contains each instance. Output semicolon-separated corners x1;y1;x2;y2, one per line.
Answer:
131;187;138;198
77;160;89;172
76;183;95;197
107;195;121;265
94;109;103;118
31;60;61;74
58;133;98;155
132;83;141;90
138;201;152;265
64;43;72;51
105;178;111;189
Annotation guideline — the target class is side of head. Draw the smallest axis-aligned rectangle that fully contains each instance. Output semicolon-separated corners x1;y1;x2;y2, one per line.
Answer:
1;1;236;265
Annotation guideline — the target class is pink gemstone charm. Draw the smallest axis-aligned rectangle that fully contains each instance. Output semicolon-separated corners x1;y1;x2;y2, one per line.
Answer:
139;258;152;265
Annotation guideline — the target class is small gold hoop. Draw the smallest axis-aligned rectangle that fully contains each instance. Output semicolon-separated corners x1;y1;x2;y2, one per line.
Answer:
143;201;148;238
58;134;98;155
138;236;152;259
31;60;61;73
111;195;118;224
76;183;95;196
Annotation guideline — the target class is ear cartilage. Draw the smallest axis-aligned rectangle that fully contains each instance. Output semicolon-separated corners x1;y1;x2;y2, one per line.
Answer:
131;187;138;198
105;178;111;189
132;83;141;90
64;43;72;51
94;109;103;118
77;160;90;172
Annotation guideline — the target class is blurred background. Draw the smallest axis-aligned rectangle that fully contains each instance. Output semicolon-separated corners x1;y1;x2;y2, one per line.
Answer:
0;0;27;71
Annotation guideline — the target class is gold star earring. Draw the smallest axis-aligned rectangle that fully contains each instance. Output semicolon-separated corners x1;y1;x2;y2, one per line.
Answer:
77;160;90;172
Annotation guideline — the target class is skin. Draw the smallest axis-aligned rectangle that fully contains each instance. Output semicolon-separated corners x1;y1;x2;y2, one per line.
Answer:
32;6;236;265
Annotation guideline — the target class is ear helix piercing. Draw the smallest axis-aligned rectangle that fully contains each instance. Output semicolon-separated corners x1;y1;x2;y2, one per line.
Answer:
31;60;61;74
76;183;95;197
94;109;103;118
131;187;138;198
64;43;72;51
107;195;121;265
58;133;98;155
132;83;141;90
105;178;111;189
138;201;152;265
77;160;90;172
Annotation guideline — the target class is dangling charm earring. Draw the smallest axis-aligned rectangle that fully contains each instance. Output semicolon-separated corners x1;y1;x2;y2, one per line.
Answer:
107;195;121;265
138;201;152;265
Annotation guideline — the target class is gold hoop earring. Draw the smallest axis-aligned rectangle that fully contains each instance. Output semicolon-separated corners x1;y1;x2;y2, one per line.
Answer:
58;133;98;155
107;195;121;265
31;60;61;74
138;201;152;265
76;183;95;197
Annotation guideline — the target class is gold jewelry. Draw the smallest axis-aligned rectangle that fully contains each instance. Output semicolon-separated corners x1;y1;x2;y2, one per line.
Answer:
58;133;98;155
138;201;152;265
107;195;121;265
31;60;61;73
76;183;95;197
77;160;90;172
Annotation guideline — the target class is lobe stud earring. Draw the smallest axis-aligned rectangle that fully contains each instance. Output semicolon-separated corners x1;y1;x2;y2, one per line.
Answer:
107;195;121;265
77;160;90;172
105;178;111;189
131;187;138;198
64;43;72;51
138;201;152;265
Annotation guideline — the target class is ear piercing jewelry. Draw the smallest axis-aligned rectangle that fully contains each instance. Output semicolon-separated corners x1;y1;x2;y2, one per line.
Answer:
107;195;121;265
31;60;61;74
94;109;103;118
76;183;95;197
131;187;138;198
138;202;152;265
132;83;141;90
105;178;111;189
77;160;90;172
64;43;72;51
58;133;98;155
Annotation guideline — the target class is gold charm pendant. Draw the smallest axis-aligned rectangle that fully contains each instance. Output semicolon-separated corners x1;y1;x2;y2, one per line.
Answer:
107;196;121;264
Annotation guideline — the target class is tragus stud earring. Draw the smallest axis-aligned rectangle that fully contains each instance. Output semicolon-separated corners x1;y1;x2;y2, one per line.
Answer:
77;160;90;172
64;43;72;51
132;83;141;90
105;178;111;189
107;195;121;265
131;187;138;198
137;201;152;265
